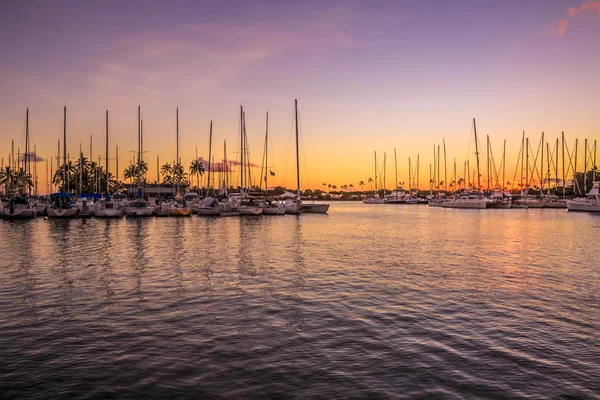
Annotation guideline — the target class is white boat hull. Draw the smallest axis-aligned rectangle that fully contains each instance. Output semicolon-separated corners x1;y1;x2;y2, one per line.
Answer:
566;200;600;212
47;208;78;218
197;207;221;216
238;206;263;215
2;208;36;219
94;208;124;218
440;199;487;209
263;206;286;215
362;198;384;204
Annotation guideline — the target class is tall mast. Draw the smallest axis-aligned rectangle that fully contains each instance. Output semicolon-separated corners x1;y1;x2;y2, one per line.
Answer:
374;151;378;194
224;140;228;194
574;138;578;195
394;148;398;197
502;139;506;192
541;132;545;195
25;108;30;196
432;145;436;195
137;105;141;196
295;99;300;197
547;142;551;195
116;145;119;193
593;140;597;183
416;154;419;194
526;137;529;197
453;158;457;193
383;152;386;196
207;120;213;196
63;106;67;193
443;139;447;193
429;163;432;194
555;138;559;194
265;111;269;194
176;108;179;194
562;132;565;198
473;118;481;196
520;131;525;191
240;106;244;189
486;135;490;192
105;110;109;194
584;139;588;193
79;144;83;195
408;157;412;193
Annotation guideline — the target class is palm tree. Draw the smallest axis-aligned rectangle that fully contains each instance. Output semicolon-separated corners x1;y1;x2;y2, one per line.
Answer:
327;183;331;193
172;162;188;186
322;183;326;192
189;159;205;191
368;177;373;192
160;163;173;183
349;184;354;191
358;180;364;192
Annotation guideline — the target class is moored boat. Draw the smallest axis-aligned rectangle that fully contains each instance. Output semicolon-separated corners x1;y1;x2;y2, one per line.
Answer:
567;181;600;212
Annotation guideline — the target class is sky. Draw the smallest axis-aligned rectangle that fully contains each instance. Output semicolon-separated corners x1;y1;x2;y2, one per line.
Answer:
1;0;599;193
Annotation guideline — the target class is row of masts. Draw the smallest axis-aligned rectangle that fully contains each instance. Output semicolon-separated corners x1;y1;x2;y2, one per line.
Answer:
369;119;597;198
2;112;598;198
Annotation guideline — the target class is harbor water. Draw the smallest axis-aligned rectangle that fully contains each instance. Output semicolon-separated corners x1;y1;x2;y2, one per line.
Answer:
1;203;599;398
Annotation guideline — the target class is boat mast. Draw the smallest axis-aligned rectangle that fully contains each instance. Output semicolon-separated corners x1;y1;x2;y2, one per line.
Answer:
207;120;213;196
453;158;457;193
105;110;109;194
502;139;506;192
137;105;141;197
394;148;398;198
574;138;578;195
239;106;244;190
520;132;524;192
526;137;529;198
562;132;565;199
374;151;378;195
176;108;179;195
540;132;545;195
408;157;412;193
224;140;228;194
383;152;386;196
265;111;269;194
295;99;301;198
116;146;119;193
584;139;588;193
63;106;67;194
486;135;490;193
593;140;597;183
443;139;447;193
473;118;481;196
416;154;419;194
25;108;30;196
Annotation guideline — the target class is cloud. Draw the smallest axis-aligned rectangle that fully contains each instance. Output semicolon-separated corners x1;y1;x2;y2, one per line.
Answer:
553;1;600;36
18;153;45;162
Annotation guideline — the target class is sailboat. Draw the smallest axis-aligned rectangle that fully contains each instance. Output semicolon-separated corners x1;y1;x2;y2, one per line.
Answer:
93;110;123;218
291;99;329;214
2;108;36;219
169;108;192;217
363;151;384;204
124;105;154;217
261;111;286;215
567;181;600;212
48;106;78;218
440;118;487;209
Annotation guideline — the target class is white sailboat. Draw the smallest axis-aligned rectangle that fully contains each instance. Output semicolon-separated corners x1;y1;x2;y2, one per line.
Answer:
261;111;286;215
567;181;600;212
439;118;487;209
292;100;329;214
2;109;36;219
124;105;154;217
169;108;191;217
93;110;123;218
48;106;78;218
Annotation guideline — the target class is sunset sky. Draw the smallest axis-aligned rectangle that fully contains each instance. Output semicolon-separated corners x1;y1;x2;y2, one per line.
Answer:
1;0;599;193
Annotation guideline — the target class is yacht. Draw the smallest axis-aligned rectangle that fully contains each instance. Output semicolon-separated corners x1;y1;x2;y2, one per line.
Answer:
93;195;124;218
2;197;37;219
439;192;487;209
124;199;154;217
567;181;600;212
47;193;78;218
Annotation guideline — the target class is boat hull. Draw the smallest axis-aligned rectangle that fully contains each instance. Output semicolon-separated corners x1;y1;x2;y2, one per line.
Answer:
238;206;263;215
486;201;511;209
263;206;286;215
94;208;123;218
543;200;567;209
440;200;487;209
169;208;192;217
197;207;221;216
566;200;600;212
2;208;36;219
301;203;329;213
124;207;154;217
47;208;78;218
362;199;384;204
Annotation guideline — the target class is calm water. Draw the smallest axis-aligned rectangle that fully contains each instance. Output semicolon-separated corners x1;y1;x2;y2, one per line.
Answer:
1;203;599;399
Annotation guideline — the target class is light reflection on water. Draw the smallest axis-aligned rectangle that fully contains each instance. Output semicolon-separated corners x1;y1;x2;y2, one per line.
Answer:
0;203;599;398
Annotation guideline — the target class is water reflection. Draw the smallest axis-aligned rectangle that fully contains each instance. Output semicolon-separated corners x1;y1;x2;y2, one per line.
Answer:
131;219;149;306
288;216;306;333
48;220;74;319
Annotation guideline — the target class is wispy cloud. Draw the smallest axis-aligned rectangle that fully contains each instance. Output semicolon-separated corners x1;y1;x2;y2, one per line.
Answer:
552;1;600;36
